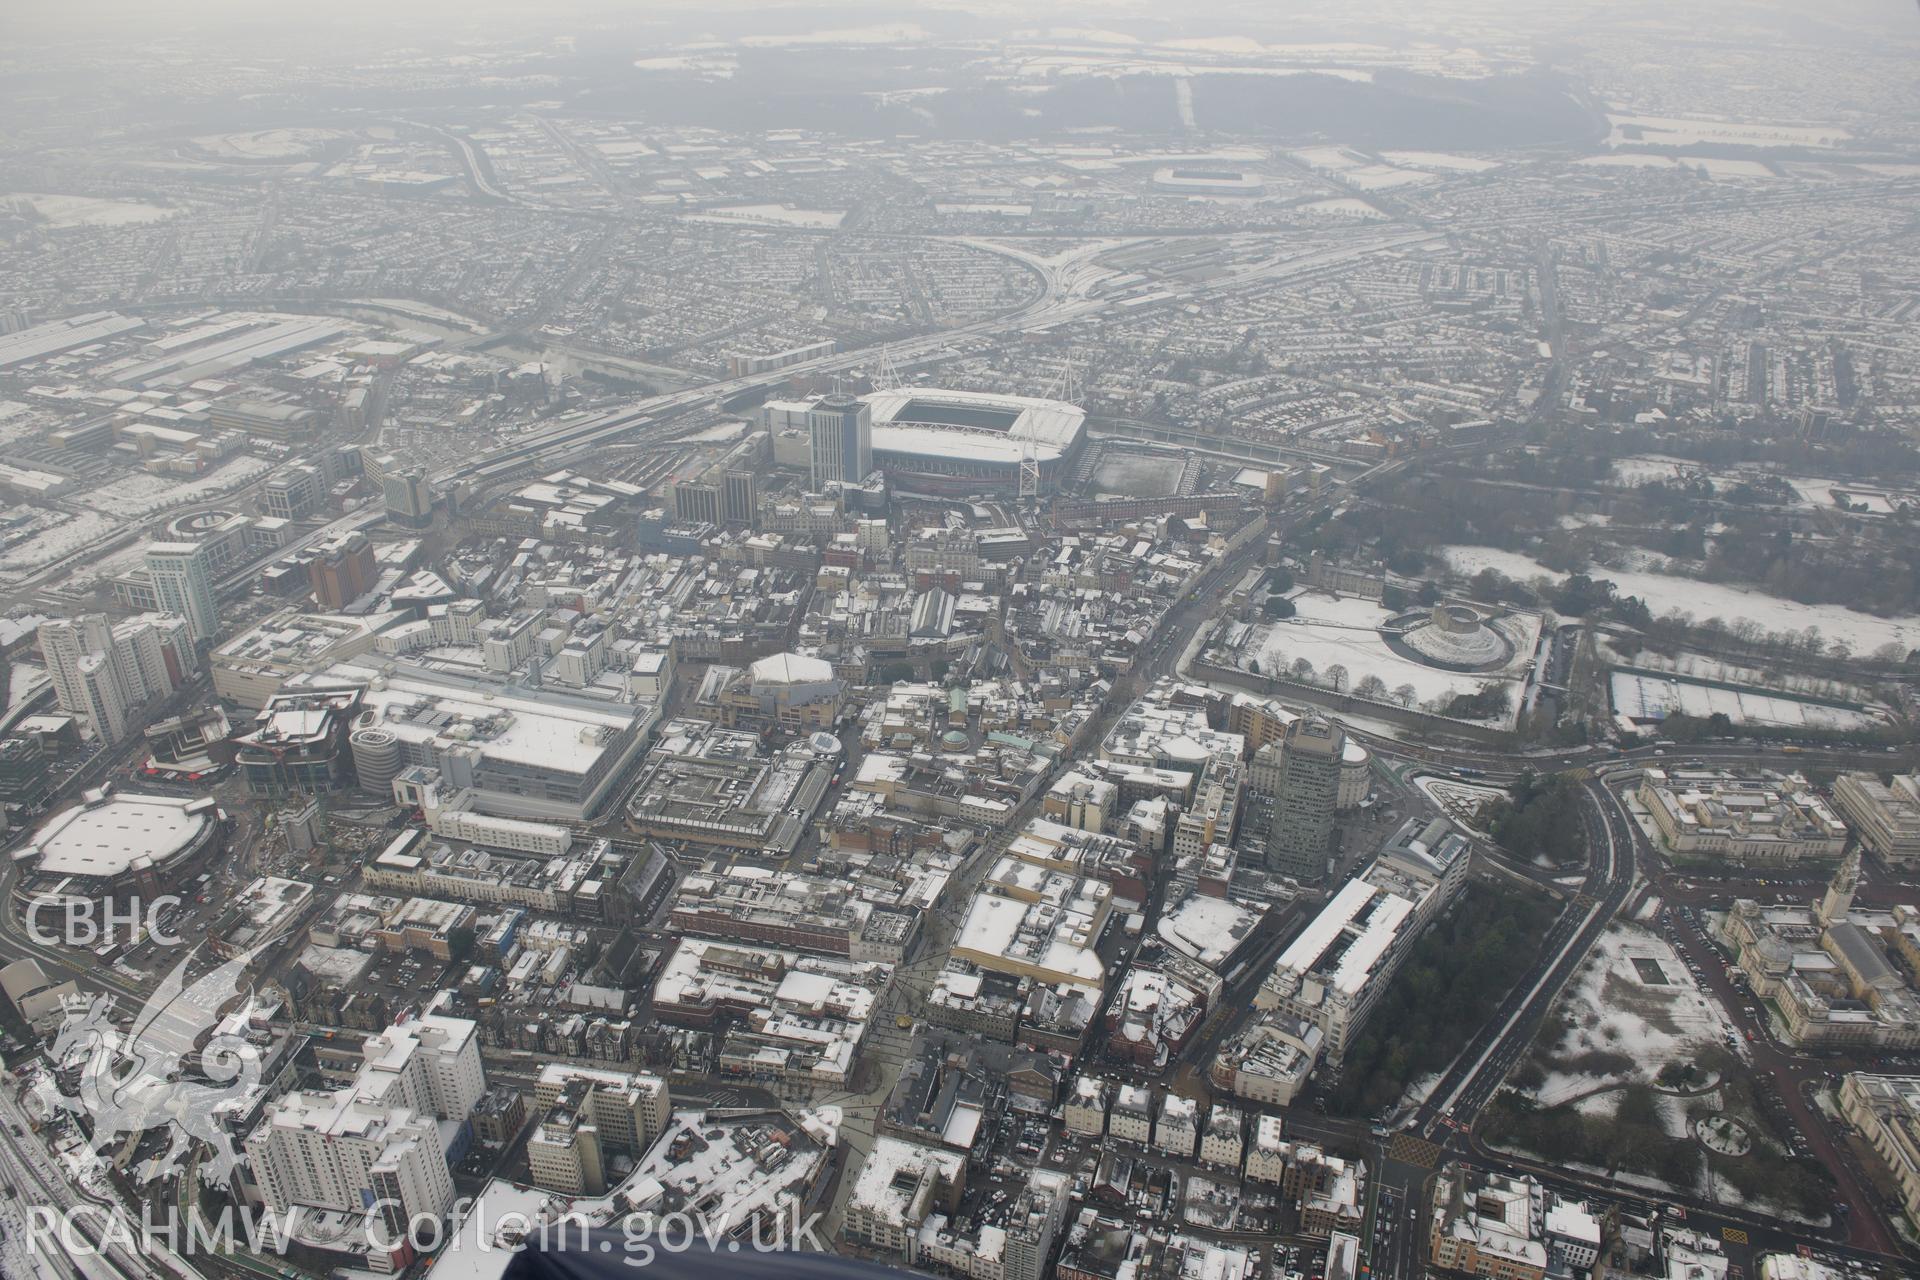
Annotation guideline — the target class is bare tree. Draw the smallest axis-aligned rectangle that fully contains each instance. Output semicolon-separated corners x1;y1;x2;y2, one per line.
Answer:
1327;663;1348;692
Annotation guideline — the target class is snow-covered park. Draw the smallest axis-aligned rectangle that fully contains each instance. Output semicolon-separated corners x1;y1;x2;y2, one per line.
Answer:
1210;587;1541;727
1442;544;1920;656
1527;922;1739;1107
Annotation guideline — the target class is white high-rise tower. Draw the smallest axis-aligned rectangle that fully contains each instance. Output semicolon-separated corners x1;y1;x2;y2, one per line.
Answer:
145;540;219;642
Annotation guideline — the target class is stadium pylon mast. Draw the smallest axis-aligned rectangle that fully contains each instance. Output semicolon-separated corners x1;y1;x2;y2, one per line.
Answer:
874;344;903;392
1044;356;1082;406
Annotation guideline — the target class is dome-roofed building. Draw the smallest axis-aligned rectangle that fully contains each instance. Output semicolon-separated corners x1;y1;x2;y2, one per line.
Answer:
14;784;226;905
750;652;835;686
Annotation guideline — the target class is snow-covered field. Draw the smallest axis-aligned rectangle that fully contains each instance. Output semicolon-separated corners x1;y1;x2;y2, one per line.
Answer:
1685;157;1779;179
1299;197;1384;219
4;191;176;227
1219;588;1539;726
1531;922;1739;1108
1596;640;1834;696
1092;452;1181;496
74;457;272;518
1610;454;1708;485
1604;114;1849;149
7;662;48;713
0;509;123;579
1379;151;1500;172
1441;544;1920;655
1576;155;1779;179
191;127;343;159
1341;164;1433;189
692;204;846;228
1576;154;1684;170
1611;671;1879;731
1609;455;1915;515
1290;146;1363;170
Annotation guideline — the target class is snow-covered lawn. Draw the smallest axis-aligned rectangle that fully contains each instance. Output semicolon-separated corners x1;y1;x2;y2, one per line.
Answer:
1217;588;1539;726
1440;544;1920;655
1610;671;1880;732
1530;921;1739;1107
1412;775;1508;833
1571;1087;1690;1137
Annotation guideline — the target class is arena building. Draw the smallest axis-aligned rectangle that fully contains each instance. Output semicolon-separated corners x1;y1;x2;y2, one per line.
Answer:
763;388;1087;496
12;786;226;906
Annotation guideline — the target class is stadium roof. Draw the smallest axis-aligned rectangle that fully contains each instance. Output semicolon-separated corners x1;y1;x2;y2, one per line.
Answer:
873;424;1065;466
864;387;1086;451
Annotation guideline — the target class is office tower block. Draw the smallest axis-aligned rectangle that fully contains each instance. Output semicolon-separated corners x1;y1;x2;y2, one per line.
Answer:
384;469;434;529
722;468;759;526
808;394;872;489
310;531;378;610
670;478;721;525
1267;715;1344;883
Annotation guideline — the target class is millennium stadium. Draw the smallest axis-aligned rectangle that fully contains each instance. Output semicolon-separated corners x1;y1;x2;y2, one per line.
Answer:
765;388;1088;496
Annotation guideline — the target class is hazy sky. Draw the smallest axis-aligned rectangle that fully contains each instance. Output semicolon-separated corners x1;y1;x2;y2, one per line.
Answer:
5;0;1911;46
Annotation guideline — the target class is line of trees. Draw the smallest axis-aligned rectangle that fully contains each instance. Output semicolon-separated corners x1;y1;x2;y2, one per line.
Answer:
1326;882;1557;1117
